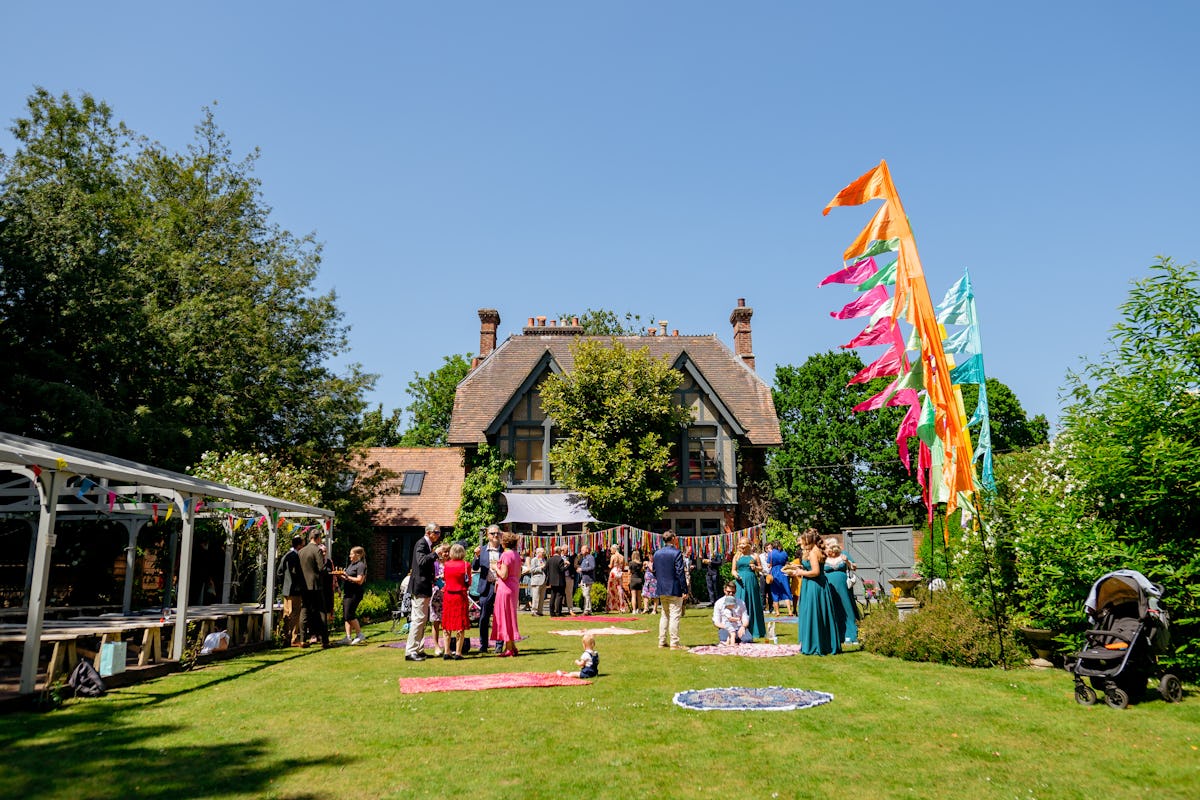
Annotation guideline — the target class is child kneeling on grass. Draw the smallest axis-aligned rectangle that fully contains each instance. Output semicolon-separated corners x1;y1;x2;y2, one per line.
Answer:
558;632;599;678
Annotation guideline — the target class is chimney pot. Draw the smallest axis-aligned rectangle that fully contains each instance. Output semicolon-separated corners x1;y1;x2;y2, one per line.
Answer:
729;298;755;371
537;316;547;327
572;316;580;326
737;298;746;308
672;329;679;337
549;319;557;327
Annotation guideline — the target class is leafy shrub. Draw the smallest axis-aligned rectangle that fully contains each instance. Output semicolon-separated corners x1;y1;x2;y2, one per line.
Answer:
860;590;1023;668
576;582;606;611
332;581;395;625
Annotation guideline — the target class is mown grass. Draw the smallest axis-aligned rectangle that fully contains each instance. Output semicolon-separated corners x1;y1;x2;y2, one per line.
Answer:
1;610;1197;800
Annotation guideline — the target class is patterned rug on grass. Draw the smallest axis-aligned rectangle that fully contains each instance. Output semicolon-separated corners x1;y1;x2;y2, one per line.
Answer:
771;616;798;625
673;686;834;712
381;635;527;650
688;643;802;657
550;627;649;636
560;615;639;623
399;672;590;694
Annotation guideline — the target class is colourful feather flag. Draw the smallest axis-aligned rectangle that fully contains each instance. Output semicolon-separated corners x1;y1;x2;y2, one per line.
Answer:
823;160;978;516
936;270;995;492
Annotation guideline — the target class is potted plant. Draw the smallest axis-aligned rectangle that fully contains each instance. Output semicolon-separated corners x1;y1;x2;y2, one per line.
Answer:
888;570;923;599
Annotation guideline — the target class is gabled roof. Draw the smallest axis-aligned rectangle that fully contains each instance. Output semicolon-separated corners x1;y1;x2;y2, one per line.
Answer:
360;447;465;528
448;334;782;446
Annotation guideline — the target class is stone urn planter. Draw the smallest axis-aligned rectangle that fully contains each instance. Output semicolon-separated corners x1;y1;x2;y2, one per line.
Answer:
1018;626;1057;669
888;577;922;599
888;577;922;619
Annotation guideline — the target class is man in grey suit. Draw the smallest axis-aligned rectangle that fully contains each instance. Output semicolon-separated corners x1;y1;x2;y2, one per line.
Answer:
275;534;305;646
299;531;329;648
653;531;689;649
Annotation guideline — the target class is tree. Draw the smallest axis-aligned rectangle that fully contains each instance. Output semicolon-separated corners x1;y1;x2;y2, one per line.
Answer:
1060;256;1200;671
0;91;372;472
559;308;654;336
959;378;1049;453
399;354;472;447
456;444;514;540
350;404;405;447
767;351;924;533
539;339;692;527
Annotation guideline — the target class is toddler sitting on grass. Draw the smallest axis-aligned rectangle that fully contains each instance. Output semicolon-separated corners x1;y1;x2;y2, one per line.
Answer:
558;632;599;678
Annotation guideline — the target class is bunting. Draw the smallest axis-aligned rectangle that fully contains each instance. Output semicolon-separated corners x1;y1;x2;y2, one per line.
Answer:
822;159;979;517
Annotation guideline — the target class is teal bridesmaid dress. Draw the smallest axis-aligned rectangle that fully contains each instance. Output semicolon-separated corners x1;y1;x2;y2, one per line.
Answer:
824;559;858;644
796;560;840;655
734;555;766;639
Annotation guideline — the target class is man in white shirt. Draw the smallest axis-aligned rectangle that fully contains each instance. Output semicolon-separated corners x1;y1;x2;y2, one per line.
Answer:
711;581;753;645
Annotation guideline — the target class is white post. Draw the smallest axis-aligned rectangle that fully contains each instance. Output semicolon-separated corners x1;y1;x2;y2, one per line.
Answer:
21;517;36;607
263;510;278;638
121;519;146;614
21;470;66;694
220;517;234;603
171;496;197;660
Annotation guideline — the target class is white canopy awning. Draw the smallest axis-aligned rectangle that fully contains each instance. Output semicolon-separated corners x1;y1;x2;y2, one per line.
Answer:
500;492;596;525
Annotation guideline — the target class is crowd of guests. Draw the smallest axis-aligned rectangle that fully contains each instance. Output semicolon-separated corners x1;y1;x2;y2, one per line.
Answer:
282;522;863;663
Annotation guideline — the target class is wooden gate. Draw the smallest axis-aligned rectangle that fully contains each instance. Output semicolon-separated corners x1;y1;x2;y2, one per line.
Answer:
841;525;915;599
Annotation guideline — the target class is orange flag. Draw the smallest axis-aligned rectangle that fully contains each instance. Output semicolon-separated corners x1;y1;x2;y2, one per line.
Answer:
824;160;977;514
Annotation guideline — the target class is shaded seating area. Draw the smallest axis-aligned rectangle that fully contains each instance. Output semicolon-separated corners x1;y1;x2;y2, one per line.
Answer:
0;431;334;695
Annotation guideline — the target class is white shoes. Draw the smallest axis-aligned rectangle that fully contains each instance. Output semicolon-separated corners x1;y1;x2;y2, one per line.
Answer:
337;636;351;646
351;635;366;645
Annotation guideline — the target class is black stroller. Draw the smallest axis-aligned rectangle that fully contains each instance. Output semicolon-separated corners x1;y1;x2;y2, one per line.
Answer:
1071;569;1182;709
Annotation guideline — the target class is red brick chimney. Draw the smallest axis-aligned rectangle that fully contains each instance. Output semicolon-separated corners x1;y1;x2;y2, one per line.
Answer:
475;308;501;367
730;298;755;370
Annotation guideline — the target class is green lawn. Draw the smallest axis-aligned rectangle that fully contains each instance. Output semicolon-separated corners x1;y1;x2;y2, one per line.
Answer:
1;610;1197;800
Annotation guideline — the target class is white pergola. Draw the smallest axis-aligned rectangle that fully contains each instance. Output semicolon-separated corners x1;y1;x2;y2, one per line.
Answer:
0;431;334;694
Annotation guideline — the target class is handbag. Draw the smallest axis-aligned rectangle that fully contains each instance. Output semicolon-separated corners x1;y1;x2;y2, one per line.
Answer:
765;573;773;585
846;571;858;589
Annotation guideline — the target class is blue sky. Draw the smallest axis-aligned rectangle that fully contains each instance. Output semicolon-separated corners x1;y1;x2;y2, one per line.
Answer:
3;3;1198;429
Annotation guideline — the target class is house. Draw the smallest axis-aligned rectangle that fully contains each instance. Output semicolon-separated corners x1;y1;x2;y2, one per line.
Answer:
360;447;465;581
447;300;782;536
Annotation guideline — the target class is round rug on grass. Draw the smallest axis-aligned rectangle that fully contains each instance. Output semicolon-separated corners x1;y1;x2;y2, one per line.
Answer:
550;627;649;636
687;643;802;657
673;686;834;712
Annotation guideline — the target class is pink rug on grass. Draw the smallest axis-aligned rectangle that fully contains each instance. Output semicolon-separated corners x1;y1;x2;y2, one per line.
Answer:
688;643;803;657
551;627;649;636
399;672;590;694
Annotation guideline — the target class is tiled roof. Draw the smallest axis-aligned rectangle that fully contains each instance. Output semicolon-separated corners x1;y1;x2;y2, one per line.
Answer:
358;447;465;527
448;334;782;446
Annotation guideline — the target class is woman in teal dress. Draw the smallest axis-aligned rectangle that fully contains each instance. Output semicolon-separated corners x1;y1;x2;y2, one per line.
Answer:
822;537;858;644
788;531;840;656
733;537;766;640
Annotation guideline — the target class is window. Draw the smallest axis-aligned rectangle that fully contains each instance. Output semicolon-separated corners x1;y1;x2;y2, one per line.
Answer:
513;426;545;482
400;471;425;495
686;425;720;484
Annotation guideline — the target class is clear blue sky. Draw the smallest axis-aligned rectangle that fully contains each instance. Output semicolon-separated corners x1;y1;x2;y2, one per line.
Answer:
3;3;1198;429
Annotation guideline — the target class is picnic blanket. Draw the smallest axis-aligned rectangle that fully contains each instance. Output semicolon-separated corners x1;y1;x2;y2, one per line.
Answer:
560;615;639;623
672;686;834;712
687;643;802;657
550;627;649;636
399;672;590;694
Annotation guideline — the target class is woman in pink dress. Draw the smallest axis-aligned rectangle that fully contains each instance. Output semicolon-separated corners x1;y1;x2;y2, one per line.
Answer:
492;532;523;656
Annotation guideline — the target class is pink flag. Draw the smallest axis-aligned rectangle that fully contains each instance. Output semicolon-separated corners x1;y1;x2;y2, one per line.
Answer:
831;285;890;320
841;318;897;348
896;401;920;471
819;257;877;287
853;377;899;412
850;342;904;384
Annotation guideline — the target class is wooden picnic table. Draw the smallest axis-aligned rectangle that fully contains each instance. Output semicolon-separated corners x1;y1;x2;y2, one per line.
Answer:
0;604;273;686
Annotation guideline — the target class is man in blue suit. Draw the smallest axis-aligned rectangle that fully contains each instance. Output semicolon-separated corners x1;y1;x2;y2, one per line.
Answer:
472;525;503;654
652;531;689;649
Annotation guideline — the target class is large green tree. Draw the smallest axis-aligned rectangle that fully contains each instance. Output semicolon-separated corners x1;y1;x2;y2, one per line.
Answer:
539;339;692;527
398;353;472;447
768;351;924;533
0;90;371;473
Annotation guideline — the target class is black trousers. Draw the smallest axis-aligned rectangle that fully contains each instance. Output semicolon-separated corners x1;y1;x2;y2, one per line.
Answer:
549;584;565;616
300;588;328;645
477;586;496;649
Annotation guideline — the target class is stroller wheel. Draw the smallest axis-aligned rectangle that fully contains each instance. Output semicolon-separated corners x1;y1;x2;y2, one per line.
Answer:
1159;674;1183;703
1074;684;1098;706
1104;686;1130;710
